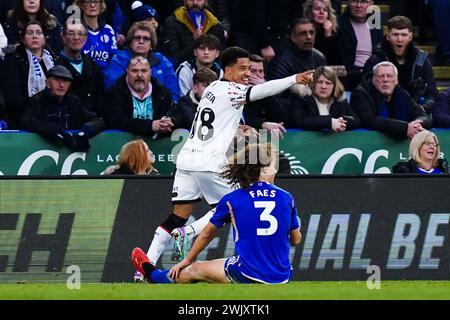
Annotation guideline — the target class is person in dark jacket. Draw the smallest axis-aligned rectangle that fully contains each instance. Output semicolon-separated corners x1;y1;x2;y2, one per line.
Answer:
58;19;105;116
103;56;182;136
177;66;217;129
244;53;288;135
101;138;159;175
303;0;343;66
160;0;225;68
3;0;63;52
363;16;437;114
267;18;326;111
1;21;59;129
432;88;450;128
337;0;383;91
290;66;360;131
351;61;432;139
21;65;105;152
392;130;449;174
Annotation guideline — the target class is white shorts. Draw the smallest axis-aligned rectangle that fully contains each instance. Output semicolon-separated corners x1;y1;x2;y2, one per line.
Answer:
172;169;234;206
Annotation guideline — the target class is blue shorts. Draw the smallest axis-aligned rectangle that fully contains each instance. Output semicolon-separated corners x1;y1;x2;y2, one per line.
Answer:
224;256;294;284
224;256;256;284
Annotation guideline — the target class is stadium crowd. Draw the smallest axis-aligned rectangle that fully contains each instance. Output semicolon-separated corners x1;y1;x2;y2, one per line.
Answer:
0;0;450;146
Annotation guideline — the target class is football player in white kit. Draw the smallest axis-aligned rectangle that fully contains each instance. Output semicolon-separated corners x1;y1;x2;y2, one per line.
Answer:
133;46;313;282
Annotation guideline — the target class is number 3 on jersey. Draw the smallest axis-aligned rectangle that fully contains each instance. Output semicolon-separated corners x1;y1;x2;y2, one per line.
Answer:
189;107;215;141
255;201;278;236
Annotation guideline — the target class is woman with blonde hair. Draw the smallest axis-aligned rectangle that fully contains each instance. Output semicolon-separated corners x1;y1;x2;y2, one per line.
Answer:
393;130;449;174
102;139;158;175
303;0;343;66
290;66;360;132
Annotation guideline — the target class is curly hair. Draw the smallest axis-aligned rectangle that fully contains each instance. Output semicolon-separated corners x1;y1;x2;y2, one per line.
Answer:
221;143;274;189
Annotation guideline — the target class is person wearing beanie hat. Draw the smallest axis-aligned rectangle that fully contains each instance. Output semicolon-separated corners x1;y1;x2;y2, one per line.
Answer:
131;1;161;44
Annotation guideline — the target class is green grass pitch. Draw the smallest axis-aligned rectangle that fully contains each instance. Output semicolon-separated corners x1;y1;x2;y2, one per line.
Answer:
0;281;449;300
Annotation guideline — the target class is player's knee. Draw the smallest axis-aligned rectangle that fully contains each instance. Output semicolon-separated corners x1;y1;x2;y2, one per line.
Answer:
160;213;188;232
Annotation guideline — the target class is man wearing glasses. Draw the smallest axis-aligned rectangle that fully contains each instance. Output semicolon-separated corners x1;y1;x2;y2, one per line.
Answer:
337;0;383;90
103;56;182;136
351;61;432;139
58;20;105;117
104;21;179;103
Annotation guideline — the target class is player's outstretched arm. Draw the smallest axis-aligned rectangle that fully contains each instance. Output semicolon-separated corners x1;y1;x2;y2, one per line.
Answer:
169;222;218;279
248;70;314;102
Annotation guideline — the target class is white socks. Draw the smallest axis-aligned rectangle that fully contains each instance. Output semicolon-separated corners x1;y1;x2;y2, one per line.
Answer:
146;226;172;265
186;208;215;240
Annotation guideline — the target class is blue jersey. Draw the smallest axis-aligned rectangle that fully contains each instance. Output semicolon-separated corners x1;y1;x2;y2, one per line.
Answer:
210;181;300;283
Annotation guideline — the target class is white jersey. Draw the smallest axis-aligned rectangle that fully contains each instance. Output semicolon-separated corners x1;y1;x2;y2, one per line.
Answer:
176;75;298;172
176;79;249;172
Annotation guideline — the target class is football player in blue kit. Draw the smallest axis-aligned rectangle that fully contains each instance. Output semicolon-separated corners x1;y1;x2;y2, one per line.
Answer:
132;142;302;284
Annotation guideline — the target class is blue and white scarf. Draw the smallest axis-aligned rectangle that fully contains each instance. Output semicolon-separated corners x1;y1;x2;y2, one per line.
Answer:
26;48;55;97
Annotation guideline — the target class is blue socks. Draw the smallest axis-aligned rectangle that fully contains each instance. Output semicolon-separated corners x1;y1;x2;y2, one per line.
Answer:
150;269;174;284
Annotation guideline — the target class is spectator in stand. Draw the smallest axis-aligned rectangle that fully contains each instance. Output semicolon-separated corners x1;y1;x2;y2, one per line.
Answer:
290;66;360;132
230;0;302;63
130;1;161;47
1;21;59;129
303;0;344;66
103;56;182;137
363;16;437;115
103;21;179;102
427;0;450;66
3;0;63;52
21;65;105;152
351;61;432;139
176;33;222;97
160;0;225;68
101;138;159;175
267;18;326;110
337;0;383;91
76;0;117;71
433;88;450;128
244;54;288;137
58;19;105;116
177;67;217;129
392;130;449;174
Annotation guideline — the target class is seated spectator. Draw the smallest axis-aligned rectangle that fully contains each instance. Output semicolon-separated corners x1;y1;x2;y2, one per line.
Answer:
243;54;288;137
3;0;63;53
230;0;303;62
351;61;432;139
432;88;450;128
290;66;360;132
21;65;106;152
364;16;437;114
101;138;159;175
104;21;179;102
103;56;182;137
392;130;449;174
267;18;326;109
160;0;225;68
337;0;383;91
176;33;222;97
1;21;59;129
58;20;105;116
76;0;117;71
177;67;217;129
130;1;162;48
303;0;344;66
